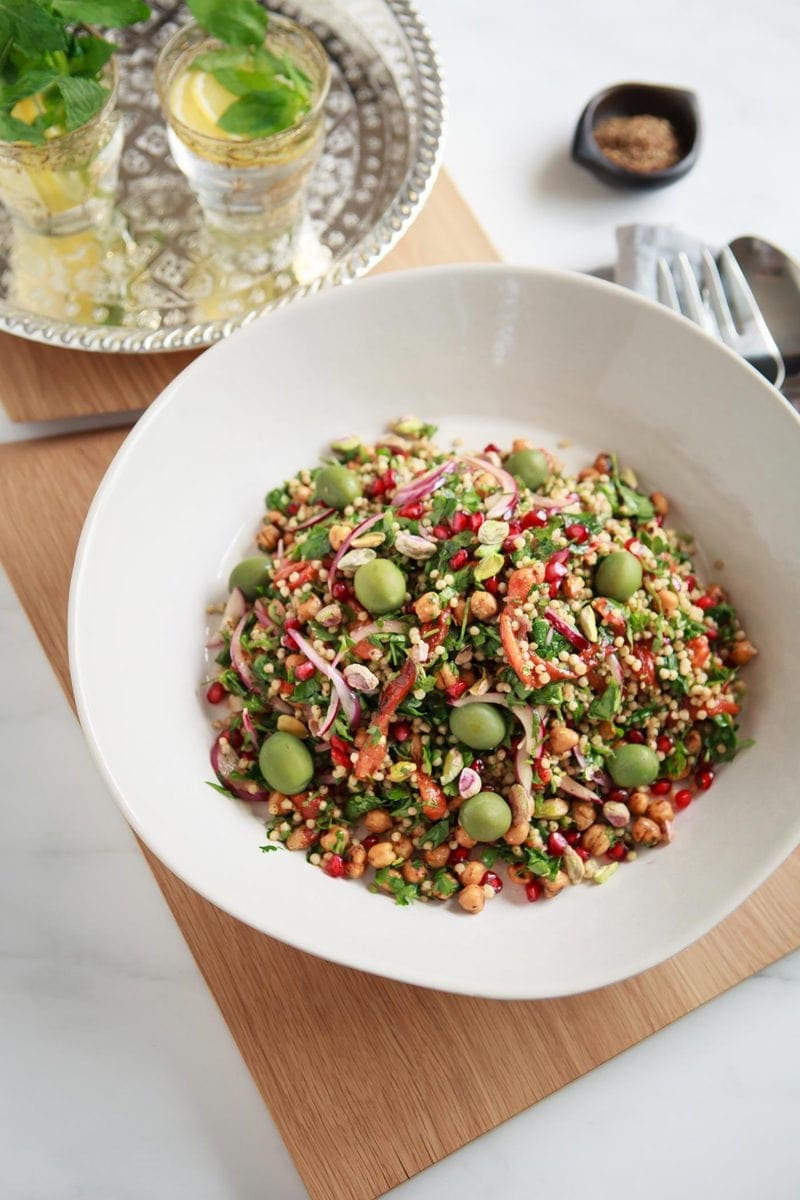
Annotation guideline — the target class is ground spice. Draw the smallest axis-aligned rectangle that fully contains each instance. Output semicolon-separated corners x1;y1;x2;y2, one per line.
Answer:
593;114;681;173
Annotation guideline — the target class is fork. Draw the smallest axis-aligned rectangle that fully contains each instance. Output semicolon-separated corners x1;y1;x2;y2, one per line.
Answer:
656;247;785;388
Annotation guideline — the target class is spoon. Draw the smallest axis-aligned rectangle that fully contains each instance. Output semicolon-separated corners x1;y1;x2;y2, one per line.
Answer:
729;235;800;404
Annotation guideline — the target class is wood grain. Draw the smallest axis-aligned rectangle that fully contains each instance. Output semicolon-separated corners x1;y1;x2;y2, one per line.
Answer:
0;172;495;423
1;426;799;1200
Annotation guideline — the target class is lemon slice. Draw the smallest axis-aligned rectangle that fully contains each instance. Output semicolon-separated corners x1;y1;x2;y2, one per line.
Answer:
169;70;239;140
11;94;46;125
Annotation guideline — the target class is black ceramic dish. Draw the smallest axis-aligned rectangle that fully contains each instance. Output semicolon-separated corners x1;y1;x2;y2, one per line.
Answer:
572;82;700;189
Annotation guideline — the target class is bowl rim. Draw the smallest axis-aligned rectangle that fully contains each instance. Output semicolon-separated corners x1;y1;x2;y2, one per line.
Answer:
68;263;800;999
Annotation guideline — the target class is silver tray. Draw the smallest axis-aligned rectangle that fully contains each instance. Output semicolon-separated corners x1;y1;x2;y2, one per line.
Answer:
0;0;444;352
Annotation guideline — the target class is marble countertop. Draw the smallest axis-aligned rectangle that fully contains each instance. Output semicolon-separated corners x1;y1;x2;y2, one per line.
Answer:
2;0;799;1196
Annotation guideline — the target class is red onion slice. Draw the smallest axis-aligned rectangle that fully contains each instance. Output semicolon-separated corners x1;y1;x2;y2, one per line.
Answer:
317;690;340;737
328;512;383;593
351;618;407;643
607;652;624;685
292;506;335;532
512;704;535;795
209;586;247;647
460;455;519;519
458;767;482;799
544;606;590;651
527;491;579;510
241;709;258;740
210;731;268;802
391;459;457;508
449;691;510;709
287;628;361;729
231;613;256;690
558;775;601;802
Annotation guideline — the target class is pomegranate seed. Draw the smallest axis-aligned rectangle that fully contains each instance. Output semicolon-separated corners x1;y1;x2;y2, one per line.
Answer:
433;524;450;540
565;523;589;543
575;847;590;861
451;510;470;533
656;735;673;753
449;846;470;866
450;548;469;570
329;735;352;769
391;720;411;742
384;468;397;491
484;442;501;454
286;503;299;516
521;508;548;529
471;758;485;774
548;831;567;856
502;522;522;551
484;578;500;594
469;512;484;532
706;629;718;640
284;616;300;630
332;581;352;602
483;871;503;894
608;788;629;804
607;842;626;861
651;779;672;795
675;789;693;810
367;477;386;497
525;879;543;902
206;681;225;704
323;854;345;878
627;729;645;744
696;595;716;611
686;574;697;591
564;830;581;846
696;767;715;791
544;560;567;584
398;501;423;519
446;680;468;700
295;661;315;681
362;834;380;851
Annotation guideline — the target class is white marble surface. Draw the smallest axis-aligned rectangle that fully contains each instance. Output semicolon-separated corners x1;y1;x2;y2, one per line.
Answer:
2;0;800;1195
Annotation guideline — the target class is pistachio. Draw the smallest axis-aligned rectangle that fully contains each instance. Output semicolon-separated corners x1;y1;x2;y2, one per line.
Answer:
343;664;380;693
392;415;424;435
277;715;309;739
602;800;630;827
619;466;638;488
440;747;464;785
578;605;598;643
468;675;491;695
473;552;504;582
477;519;510;545
592;862;620;885
337;547;377;573
387;761;416;783
534;798;569;819
316;603;343;628
394;530;437;560
475;542;502;559
331;434;361;455
563;844;585;884
351;531;386;549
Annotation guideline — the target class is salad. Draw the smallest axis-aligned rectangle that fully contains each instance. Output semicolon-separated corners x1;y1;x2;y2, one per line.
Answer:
205;419;756;914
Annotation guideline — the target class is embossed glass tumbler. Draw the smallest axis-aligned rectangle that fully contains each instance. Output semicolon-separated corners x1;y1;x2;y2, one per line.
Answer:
0;63;123;236
155;16;330;237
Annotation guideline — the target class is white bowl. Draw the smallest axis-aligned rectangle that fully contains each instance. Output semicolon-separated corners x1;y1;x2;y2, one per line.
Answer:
69;265;800;999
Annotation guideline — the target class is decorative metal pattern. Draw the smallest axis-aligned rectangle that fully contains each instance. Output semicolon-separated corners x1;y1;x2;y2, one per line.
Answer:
0;0;445;352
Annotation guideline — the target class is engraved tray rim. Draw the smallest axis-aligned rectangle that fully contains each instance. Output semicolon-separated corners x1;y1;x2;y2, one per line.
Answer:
0;0;446;354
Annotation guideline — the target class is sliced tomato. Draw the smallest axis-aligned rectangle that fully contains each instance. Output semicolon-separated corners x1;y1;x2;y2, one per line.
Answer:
297;794;322;820
499;610;575;686
271;561;317;590
635;645;656;687
704;697;740;717
591;597;627;635
417;770;447;820
507;567;540;604
687;635;711;669
422;611;451;652
354;658;417;779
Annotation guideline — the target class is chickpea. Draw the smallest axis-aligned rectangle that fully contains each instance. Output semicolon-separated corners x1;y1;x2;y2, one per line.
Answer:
542;870;568;898
344;845;366;880
376;867;404;894
507;862;533;885
571;801;595;831
256;524;280;551
469;591;499;620
631;816;662;846
293;484;312;503
650;490;669;515
432;871;458;900
423;844;450;869
628;790;650;816
319;825;350;853
684;730;702;755
391;835;414;861
593;452;613;474
512;437;533;453
284;653;304;673
286;827;316;851
548;725;579;755
367;841;397;869
729;639;757;666
414;591;442;622
364;808;393;833
402;860;427;885
562;575;583;600
455;826;478;849
296;594;321;622
474;471;499;496
453;597;467;624
578;466;600;482
581;824;611;856
460;861;486;887
328;523;352;551
353;727;368;749
660;589;679;616
647;799;675;824
458;883;485;914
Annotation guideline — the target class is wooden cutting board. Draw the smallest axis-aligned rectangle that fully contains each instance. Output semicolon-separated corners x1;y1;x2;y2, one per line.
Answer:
0;173;494;423
1;176;799;1200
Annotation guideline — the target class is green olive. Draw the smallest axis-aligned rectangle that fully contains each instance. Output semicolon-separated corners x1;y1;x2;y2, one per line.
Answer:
505;448;549;490
608;744;660;788
449;702;506;750
353;558;406;614
258;732;314;795
460;791;512;842
595;550;643;602
228;555;271;599
314;464;361;509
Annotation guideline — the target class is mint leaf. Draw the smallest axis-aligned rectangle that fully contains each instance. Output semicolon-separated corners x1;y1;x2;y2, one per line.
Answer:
615;481;654;522
217;89;297;137
187;0;267;48
589;680;621;721
56;75;108;129
69;33;117;77
0;67;59;108
0;1;68;54
0;110;44;143
53;0;151;25
190;46;252;73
